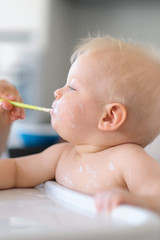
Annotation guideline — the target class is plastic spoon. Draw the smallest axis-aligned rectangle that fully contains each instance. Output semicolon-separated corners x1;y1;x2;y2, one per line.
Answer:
0;99;52;113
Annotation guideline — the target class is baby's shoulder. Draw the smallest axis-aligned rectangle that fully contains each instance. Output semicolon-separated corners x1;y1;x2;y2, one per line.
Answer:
113;143;144;154
42;141;72;158
109;143;148;164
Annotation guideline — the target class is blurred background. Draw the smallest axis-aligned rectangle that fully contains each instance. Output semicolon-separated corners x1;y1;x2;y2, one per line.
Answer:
0;0;160;158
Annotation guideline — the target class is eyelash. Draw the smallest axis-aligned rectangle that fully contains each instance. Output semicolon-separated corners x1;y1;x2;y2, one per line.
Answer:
69;86;76;91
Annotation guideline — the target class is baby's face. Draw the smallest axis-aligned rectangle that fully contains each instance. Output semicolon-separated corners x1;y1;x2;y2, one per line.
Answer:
51;53;108;143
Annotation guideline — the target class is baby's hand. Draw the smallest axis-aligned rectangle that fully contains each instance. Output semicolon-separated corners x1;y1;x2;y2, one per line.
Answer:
0;80;25;121
95;188;134;213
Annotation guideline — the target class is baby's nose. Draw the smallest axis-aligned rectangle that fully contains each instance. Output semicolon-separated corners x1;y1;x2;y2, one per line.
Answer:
54;88;63;99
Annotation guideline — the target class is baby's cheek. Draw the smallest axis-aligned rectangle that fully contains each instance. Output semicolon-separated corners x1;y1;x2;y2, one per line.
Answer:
64;97;84;129
52;96;84;129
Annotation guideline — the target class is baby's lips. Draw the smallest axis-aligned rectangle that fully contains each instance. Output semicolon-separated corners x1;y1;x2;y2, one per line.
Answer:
51;100;56;109
51;101;57;112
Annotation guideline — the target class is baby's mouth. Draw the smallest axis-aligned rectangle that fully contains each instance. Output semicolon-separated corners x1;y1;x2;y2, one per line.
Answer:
52;100;56;108
51;100;58;115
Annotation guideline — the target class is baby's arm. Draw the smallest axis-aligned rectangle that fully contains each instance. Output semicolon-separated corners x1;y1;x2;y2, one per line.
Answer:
0;142;67;189
95;144;160;214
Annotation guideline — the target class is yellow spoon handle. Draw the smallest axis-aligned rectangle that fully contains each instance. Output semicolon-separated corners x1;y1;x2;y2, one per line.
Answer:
0;99;52;113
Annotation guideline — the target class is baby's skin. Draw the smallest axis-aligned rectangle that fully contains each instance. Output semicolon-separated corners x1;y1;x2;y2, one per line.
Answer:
1;49;160;215
1;140;159;214
55;142;160;213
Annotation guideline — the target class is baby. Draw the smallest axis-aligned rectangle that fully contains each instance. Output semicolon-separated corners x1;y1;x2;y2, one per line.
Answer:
1;36;160;214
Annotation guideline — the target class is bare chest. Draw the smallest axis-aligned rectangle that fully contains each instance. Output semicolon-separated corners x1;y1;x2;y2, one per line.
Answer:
55;153;122;195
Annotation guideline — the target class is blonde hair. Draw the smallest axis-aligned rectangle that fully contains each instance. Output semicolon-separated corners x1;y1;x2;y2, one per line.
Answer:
71;36;160;147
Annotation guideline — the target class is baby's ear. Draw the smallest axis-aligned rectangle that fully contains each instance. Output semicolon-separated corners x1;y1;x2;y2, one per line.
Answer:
98;103;127;131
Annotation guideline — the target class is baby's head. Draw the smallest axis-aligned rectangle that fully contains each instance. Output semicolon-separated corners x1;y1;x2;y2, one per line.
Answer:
52;35;160;147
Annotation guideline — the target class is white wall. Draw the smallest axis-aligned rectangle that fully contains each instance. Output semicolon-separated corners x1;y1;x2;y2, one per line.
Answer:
0;0;50;122
0;0;48;45
145;137;160;162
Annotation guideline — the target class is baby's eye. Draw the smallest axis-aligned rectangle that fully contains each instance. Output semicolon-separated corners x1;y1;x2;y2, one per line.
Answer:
68;86;76;91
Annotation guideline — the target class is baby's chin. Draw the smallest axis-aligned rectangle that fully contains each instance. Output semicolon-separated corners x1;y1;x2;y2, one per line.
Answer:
50;106;57;119
50;116;60;134
50;116;55;128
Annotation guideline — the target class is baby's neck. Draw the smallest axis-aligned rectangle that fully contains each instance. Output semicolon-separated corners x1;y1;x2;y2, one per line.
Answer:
74;144;110;155
73;132;131;155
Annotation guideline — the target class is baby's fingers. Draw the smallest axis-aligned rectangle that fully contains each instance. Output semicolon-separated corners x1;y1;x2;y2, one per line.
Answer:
95;189;128;213
95;191;113;213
